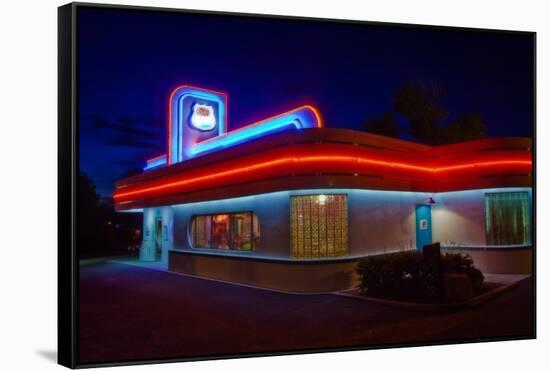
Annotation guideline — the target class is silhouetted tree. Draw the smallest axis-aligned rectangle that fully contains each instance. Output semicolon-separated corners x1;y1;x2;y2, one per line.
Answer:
78;172;141;258
446;112;487;143
360;82;489;145
78;172;104;255
393;82;449;145
362;112;400;138
79;172;100;213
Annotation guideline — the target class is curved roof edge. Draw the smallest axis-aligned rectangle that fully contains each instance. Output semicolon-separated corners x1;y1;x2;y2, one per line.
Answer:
114;128;532;210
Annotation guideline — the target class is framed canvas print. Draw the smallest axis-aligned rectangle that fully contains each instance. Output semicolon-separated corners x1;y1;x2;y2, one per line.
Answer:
58;2;536;368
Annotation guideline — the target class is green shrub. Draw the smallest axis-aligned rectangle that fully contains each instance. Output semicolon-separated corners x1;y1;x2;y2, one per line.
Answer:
356;251;484;303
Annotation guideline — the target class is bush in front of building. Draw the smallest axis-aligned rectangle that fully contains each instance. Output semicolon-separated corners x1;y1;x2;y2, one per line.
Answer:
356;251;484;303
441;252;484;293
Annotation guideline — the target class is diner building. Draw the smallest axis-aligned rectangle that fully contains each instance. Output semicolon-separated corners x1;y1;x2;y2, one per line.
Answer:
114;85;533;292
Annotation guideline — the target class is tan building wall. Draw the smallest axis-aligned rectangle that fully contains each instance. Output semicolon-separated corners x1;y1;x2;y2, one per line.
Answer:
432;187;532;247
170;189;431;259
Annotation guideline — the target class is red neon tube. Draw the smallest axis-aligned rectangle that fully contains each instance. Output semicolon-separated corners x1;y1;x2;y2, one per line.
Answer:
114;151;531;203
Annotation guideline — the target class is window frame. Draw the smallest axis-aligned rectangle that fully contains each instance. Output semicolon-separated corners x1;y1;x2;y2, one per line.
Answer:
188;210;260;252
484;191;532;246
290;193;349;259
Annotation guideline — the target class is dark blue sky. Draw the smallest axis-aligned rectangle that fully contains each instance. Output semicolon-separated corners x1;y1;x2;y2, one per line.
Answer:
78;7;534;196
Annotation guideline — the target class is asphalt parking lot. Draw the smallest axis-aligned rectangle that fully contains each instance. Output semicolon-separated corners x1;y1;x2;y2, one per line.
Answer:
79;262;534;364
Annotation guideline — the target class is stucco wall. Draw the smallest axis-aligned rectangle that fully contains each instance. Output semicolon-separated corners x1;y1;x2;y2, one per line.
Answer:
345;190;420;255
432;187;532;247
147;187;532;260
442;247;532;274
172;192;291;258
169;251;360;292
169;189;431;258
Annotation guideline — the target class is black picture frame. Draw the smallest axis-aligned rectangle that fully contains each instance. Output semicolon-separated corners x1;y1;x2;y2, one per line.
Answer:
58;2;536;368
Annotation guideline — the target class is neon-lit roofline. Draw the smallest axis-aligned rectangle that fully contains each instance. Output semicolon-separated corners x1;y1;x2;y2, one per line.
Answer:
190;105;323;156
144;154;167;171
114;152;531;202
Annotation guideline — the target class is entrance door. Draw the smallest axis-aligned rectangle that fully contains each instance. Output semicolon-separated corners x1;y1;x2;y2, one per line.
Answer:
415;204;432;251
154;217;162;260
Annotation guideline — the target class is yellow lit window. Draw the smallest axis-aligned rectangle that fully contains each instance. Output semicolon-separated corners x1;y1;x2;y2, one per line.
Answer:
291;194;348;258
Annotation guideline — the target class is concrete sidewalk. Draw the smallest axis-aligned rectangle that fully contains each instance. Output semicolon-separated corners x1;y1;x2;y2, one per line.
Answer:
107;257;169;272
484;273;531;285
333;273;532;311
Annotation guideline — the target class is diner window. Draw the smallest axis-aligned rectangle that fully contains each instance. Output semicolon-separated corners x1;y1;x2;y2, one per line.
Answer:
485;192;531;245
190;212;260;251
291;194;348;258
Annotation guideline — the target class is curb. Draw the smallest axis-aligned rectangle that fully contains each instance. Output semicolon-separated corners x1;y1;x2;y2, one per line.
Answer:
107;259;340;296
332;278;527;312
104;259;529;307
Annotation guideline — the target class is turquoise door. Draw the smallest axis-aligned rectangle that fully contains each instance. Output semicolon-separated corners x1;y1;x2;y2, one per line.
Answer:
415;204;432;251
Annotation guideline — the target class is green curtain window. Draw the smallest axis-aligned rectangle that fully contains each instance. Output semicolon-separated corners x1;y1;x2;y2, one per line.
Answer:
485;192;531;245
